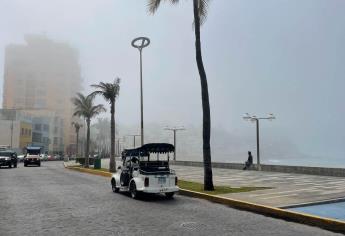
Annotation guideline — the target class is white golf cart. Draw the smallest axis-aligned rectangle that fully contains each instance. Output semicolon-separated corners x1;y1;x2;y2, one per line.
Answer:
111;143;179;199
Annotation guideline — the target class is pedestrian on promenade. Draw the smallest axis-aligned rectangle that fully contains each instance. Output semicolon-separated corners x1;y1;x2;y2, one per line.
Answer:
243;151;253;170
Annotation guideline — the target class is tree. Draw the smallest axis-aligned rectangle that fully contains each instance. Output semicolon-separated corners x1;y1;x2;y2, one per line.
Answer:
71;121;83;158
148;0;214;190
91;78;121;172
72;93;105;168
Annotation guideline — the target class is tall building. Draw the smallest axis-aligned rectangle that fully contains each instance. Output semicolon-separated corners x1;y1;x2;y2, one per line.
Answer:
2;35;82;153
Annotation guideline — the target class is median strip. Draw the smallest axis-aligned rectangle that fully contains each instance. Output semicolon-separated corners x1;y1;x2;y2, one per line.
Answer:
64;164;345;234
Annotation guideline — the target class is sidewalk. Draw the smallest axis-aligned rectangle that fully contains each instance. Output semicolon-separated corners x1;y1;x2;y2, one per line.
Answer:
96;158;345;207
172;165;345;208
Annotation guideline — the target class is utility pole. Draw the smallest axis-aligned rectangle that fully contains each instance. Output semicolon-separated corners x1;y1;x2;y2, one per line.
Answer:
164;126;185;161
126;134;141;148
10;119;13;149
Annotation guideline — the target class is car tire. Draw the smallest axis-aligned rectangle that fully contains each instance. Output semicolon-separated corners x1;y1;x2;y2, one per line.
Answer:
38;163;41;167
24;163;27;167
8;163;12;168
130;182;138;199
111;180;119;193
165;192;175;199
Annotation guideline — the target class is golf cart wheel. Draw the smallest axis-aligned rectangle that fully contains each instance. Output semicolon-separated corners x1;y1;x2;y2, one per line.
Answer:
111;179;119;193
165;192;175;199
130;182;138;199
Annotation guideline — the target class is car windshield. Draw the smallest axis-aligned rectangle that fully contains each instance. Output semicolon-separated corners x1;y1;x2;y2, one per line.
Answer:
0;152;12;157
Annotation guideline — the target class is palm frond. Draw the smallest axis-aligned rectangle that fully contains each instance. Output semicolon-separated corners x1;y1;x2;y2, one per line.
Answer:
198;0;210;25
148;0;180;14
148;0;210;26
90;78;121;104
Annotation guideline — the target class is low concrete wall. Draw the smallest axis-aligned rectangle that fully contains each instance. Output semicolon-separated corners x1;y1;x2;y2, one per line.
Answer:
171;161;345;177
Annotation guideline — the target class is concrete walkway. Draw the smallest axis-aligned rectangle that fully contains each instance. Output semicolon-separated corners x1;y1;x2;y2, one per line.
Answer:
95;158;345;208
172;165;345;208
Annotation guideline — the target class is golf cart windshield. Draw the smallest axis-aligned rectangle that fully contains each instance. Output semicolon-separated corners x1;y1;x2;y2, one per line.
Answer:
26;147;41;155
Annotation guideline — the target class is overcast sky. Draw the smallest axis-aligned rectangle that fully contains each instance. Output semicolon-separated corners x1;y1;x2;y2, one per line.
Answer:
0;0;344;165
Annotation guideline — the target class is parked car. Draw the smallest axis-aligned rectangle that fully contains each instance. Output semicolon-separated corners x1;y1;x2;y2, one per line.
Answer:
0;150;18;168
47;155;54;161
24;146;41;167
40;154;48;161
111;143;179;199
17;154;25;162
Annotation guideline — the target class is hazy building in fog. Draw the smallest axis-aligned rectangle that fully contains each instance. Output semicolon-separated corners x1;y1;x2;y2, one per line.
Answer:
2;35;82;153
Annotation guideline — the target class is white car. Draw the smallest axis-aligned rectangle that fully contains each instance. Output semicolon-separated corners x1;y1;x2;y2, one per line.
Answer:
17;154;25;162
111;143;179;199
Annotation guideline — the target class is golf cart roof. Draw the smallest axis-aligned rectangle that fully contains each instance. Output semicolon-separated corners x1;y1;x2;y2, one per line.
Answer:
122;143;175;157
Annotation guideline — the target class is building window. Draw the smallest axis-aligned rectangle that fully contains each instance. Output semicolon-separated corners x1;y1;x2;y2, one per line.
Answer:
53;137;58;145
21;128;24;135
34;124;41;131
43;124;49;132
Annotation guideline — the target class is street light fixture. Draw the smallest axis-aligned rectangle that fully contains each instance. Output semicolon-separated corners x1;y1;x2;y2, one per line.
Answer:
164;126;186;161
131;36;150;146
243;113;276;171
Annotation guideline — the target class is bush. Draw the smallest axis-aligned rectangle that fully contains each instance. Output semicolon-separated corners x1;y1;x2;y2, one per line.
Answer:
76;157;94;165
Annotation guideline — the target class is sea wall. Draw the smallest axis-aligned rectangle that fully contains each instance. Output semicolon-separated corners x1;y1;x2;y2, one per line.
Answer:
171;161;345;177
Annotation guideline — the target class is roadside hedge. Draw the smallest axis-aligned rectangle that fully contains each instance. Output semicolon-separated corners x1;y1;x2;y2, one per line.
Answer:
76;158;94;165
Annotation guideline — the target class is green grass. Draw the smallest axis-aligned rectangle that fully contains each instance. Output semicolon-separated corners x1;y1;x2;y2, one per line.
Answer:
84;167;111;172
178;180;270;195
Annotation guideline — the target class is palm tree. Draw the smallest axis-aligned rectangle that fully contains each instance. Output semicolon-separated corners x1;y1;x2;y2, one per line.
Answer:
71;121;83;158
90;78;120;173
148;0;214;190
72;93;106;168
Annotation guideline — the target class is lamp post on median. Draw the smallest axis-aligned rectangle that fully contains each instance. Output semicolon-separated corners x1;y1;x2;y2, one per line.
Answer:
131;37;150;146
243;113;276;171
164;126;186;161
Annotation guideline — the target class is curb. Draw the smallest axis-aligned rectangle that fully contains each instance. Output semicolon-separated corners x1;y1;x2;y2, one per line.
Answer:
178;189;345;234
64;164;345;234
66;165;112;178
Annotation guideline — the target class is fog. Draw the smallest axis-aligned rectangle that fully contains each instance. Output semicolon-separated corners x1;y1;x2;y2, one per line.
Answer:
1;0;344;166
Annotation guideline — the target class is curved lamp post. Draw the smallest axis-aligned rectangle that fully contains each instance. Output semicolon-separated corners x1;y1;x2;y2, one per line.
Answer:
131;37;150;146
243;113;275;171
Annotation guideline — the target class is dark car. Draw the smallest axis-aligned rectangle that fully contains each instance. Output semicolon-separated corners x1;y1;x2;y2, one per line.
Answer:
0;150;18;168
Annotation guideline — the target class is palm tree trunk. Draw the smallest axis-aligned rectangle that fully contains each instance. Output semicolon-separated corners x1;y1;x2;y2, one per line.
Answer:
193;0;214;191
109;101;116;172
85;119;90;168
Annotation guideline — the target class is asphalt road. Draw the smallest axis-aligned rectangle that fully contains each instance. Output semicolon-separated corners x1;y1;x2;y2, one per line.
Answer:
0;162;341;236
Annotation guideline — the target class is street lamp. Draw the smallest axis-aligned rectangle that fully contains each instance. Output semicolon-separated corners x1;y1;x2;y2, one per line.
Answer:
243;113;275;171
115;138;124;156
126;134;141;148
164;126;186;161
131;36;150;146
